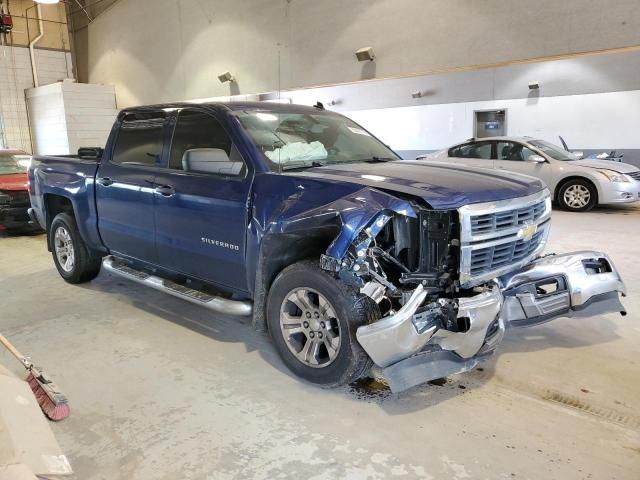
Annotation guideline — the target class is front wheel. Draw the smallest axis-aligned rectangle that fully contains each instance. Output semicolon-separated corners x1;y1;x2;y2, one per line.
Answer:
266;260;380;387
558;179;597;212
50;213;102;283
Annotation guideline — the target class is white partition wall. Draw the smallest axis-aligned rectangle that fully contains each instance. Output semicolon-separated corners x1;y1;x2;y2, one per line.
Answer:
26;82;118;156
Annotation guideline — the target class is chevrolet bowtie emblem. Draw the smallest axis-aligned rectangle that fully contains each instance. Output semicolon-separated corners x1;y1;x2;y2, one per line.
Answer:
518;223;538;241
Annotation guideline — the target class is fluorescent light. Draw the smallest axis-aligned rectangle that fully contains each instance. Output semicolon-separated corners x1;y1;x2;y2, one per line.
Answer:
34;0;60;4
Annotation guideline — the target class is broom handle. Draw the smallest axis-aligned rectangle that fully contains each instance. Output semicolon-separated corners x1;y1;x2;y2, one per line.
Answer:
0;333;31;369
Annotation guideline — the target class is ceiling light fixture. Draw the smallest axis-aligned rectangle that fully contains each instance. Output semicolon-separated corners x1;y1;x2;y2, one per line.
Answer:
34;0;61;4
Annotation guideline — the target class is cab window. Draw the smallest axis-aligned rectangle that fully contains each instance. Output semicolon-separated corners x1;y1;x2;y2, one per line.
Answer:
496;142;538;161
168;110;246;176
112;111;167;166
449;142;493;160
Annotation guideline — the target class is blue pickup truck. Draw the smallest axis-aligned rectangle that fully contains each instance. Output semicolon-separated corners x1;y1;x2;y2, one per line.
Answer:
28;102;627;392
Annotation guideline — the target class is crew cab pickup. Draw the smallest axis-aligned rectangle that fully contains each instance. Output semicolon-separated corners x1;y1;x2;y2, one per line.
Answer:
28;102;627;392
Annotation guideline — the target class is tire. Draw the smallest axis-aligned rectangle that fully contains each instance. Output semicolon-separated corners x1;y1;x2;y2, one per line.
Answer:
558;179;597;212
49;213;102;283
266;260;380;387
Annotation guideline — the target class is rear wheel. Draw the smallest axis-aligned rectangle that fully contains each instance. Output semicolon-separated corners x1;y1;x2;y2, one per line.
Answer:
558;179;597;212
267;260;379;387
50;213;102;283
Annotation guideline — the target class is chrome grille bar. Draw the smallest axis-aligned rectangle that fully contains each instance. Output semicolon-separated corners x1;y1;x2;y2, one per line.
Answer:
458;189;552;288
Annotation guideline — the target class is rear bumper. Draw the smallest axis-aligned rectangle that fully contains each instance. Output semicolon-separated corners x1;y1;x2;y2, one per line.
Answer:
356;251;626;392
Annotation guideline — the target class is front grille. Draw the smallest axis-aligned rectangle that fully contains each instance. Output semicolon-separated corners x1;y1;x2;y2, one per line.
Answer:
470;230;544;276
458;190;551;287
471;199;547;235
6;190;29;207
628;171;640;181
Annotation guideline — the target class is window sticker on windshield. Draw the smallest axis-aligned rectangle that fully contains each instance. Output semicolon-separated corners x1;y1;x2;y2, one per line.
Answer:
348;127;371;136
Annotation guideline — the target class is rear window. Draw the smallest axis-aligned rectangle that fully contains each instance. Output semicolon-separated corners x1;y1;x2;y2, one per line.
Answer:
112;112;167;166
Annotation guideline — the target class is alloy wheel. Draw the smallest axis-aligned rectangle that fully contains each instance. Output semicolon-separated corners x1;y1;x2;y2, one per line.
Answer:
54;226;75;272
279;287;341;368
563;184;591;209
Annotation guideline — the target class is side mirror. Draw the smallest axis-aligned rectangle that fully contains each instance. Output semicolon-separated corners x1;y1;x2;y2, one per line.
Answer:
182;148;243;176
78;147;103;160
527;154;546;163
572;151;584;159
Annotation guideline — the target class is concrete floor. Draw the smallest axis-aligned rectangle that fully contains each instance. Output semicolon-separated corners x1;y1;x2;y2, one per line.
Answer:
1;205;639;480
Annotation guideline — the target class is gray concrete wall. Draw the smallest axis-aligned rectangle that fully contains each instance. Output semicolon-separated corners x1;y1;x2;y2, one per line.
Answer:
78;0;640;107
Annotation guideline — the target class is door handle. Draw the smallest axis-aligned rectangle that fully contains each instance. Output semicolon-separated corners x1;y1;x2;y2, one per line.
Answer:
155;185;175;197
97;177;114;186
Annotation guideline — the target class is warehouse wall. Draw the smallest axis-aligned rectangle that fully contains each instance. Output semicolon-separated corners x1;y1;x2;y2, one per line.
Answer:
1;0;69;50
0;0;72;152
347;90;640;164
0;46;73;152
79;0;640;107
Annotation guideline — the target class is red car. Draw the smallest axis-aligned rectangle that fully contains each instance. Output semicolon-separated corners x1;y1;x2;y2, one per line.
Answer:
0;150;39;232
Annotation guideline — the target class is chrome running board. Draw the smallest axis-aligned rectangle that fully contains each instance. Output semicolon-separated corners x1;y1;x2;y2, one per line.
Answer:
102;256;252;316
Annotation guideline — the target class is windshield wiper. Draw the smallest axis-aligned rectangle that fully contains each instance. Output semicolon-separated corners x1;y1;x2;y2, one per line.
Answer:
328;157;396;166
281;160;325;171
364;156;396;163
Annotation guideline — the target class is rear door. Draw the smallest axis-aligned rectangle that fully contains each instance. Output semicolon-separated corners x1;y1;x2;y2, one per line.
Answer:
95;110;168;264
153;108;252;292
494;141;554;186
447;141;495;169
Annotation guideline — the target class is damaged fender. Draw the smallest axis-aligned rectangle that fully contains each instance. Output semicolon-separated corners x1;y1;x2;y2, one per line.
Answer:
249;183;419;330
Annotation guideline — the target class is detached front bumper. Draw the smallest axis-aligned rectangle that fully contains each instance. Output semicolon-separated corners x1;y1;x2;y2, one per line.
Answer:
356;251;626;393
499;251;626;327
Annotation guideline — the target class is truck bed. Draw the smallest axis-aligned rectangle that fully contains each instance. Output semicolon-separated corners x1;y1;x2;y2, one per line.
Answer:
29;154;103;250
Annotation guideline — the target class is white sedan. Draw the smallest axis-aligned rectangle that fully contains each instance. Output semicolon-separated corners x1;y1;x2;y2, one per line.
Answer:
419;137;640;212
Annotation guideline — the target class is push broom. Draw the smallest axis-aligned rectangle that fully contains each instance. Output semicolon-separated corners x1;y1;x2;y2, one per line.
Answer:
0;333;70;421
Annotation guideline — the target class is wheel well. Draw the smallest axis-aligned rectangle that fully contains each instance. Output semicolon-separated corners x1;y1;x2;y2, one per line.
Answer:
43;195;74;250
554;176;599;203
252;229;339;332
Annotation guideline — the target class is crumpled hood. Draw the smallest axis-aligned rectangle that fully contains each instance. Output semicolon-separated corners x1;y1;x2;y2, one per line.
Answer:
570;159;639;174
287;160;545;209
0;173;28;191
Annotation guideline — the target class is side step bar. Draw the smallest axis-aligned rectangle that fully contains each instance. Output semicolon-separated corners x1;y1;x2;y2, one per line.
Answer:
102;256;252;316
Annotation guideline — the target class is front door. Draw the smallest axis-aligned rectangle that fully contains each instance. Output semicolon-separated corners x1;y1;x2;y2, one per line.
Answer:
494;141;554;186
95;111;168;264
153;109;252;293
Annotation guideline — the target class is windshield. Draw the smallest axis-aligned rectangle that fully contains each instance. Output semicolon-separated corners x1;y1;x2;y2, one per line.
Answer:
528;140;577;161
0;154;27;175
233;109;399;170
